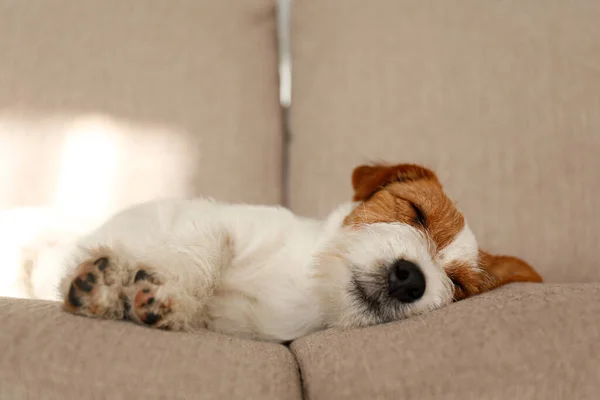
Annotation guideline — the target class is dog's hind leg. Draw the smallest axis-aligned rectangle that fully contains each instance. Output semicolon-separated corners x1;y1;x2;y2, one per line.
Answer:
122;231;235;332
60;245;136;320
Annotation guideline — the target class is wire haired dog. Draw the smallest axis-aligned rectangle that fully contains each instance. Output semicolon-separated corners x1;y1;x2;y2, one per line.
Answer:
60;163;542;342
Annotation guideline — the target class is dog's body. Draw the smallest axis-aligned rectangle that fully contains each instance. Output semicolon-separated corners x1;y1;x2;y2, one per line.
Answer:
58;163;542;342
63;198;355;341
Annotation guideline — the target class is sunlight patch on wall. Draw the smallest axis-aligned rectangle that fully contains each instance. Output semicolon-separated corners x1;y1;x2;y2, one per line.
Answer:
0;111;197;218
53;115;120;219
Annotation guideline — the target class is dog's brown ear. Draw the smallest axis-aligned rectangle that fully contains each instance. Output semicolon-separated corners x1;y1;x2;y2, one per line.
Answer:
351;163;439;201
478;251;543;289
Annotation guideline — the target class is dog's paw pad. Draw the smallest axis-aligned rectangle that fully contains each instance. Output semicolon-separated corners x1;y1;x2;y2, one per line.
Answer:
63;256;124;319
66;258;108;308
133;268;163;285
133;269;150;283
132;283;175;330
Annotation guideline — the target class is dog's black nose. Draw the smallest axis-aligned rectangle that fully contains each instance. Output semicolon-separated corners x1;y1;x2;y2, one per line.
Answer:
388;260;426;303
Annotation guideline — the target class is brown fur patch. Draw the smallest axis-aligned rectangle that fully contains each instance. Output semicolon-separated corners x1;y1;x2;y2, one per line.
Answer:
447;252;542;301
352;163;438;202
345;163;464;251
445;261;490;300
478;251;543;287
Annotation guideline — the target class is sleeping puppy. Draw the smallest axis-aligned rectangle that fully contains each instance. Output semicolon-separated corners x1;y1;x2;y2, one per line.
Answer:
60;163;542;342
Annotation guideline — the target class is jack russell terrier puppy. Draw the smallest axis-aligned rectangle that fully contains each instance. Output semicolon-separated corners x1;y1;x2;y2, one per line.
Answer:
60;163;542;342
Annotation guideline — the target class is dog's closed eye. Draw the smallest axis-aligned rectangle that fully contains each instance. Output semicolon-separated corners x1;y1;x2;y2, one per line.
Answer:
450;277;466;292
409;201;427;228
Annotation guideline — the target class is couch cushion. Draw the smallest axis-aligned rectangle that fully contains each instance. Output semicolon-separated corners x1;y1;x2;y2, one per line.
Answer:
0;0;282;218
291;283;600;400
0;298;302;400
290;0;600;282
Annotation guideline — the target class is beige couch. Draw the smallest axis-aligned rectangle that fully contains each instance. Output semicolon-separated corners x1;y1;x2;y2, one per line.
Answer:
1;1;599;399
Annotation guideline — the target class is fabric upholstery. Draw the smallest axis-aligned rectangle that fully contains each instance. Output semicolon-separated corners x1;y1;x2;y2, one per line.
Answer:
0;297;302;400
291;283;600;400
0;0;282;219
290;0;600;282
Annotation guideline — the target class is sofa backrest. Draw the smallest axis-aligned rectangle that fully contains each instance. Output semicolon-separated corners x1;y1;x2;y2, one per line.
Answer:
0;0;283;222
289;0;600;282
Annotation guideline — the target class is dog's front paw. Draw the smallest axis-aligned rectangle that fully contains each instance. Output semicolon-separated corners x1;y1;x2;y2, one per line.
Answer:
126;269;190;331
62;254;129;319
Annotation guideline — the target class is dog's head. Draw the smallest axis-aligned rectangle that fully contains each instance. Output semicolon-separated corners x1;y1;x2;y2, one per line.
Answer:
323;163;542;327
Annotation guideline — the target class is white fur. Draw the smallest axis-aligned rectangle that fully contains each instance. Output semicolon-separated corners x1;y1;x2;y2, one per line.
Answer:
6;198;478;342
436;221;480;269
